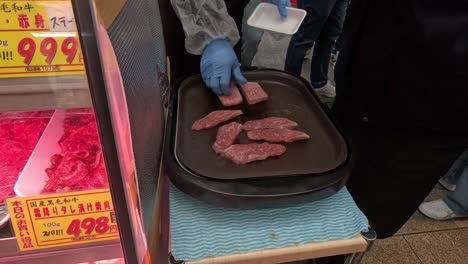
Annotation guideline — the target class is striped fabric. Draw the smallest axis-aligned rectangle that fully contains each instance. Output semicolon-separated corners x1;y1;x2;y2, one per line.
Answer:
170;185;368;261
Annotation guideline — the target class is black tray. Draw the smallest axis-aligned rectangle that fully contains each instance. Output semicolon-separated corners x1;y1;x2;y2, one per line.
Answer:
164;69;352;208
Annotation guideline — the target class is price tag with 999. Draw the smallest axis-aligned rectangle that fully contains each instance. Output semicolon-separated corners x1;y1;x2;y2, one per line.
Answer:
0;32;85;78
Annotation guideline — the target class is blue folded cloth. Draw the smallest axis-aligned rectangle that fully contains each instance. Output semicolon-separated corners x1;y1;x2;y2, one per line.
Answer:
170;186;368;261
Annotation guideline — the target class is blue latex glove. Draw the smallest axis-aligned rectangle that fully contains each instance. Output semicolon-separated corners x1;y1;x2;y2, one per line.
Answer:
266;0;291;17
200;38;247;96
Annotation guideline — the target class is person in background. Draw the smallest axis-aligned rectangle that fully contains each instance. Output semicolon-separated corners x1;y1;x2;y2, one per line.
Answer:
332;0;468;239
284;0;348;98
330;0;350;70
419;149;468;220
241;0;263;67
168;0;289;95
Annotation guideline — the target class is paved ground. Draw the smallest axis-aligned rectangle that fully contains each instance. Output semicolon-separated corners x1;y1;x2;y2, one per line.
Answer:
362;184;468;264
254;31;468;264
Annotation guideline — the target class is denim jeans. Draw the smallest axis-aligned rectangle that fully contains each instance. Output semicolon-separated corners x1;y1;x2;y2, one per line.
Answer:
241;0;263;67
332;32;344;55
332;0;350;54
225;0;250;57
443;149;468;215
285;0;347;88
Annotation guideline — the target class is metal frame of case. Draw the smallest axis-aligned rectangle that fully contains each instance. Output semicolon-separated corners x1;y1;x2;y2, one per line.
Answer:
0;0;160;262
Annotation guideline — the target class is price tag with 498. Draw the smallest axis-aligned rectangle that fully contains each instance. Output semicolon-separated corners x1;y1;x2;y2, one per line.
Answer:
41;213;118;241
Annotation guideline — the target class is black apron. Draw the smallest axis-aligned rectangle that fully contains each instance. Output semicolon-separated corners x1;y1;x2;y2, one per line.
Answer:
333;0;468;238
158;0;249;83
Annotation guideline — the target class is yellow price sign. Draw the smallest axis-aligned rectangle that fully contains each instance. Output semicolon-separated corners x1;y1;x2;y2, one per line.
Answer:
0;1;49;31
0;31;85;78
6;189;120;251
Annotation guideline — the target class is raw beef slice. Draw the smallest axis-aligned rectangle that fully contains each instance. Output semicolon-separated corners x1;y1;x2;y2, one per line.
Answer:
0;111;51;202
243;117;298;131
42;112;109;194
222;143;286;164
212;122;243;154
192;110;243;131
240;82;269;104
247;129;310;143
218;82;243;106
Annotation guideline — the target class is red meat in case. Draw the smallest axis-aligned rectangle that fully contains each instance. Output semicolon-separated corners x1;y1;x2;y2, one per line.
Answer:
42;157;89;193
0;111;52;202
242;117;298;131
212;122;243;154
247;129;310;143
42;111;109;193
78;151;108;189
0;110;53;119
240;82;269;105
218;82;243;107
80;258;125;264
221;143;287;164
192;110;243;131
0;174;18;203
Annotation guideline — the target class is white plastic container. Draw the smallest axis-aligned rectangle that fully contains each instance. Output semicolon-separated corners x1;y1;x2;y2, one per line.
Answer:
14;110;65;197
247;2;307;35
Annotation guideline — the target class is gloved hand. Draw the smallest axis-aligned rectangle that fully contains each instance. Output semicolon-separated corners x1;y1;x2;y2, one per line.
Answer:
200;38;247;95
265;0;291;17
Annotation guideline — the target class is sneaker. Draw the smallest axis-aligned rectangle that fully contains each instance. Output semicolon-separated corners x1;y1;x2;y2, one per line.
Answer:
439;177;456;191
314;81;336;98
419;199;464;221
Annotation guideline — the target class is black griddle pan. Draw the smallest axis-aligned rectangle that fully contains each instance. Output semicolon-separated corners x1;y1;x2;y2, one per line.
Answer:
164;69;352;208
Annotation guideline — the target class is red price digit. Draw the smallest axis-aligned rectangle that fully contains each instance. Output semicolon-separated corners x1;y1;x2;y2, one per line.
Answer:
66;217;110;237
66;219;81;237
40;37;58;64
95;216;110;234
61;37;78;63
81;217;96;235
17;38;36;65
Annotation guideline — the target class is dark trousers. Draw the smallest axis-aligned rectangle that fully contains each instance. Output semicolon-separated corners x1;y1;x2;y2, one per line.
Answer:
225;0;250;56
285;0;347;88
346;122;468;238
332;33;344;54
332;0;351;54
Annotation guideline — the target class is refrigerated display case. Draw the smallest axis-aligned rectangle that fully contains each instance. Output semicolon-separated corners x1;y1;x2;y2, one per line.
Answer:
0;0;167;263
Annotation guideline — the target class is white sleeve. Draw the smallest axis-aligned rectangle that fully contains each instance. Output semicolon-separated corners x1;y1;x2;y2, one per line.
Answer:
171;0;241;55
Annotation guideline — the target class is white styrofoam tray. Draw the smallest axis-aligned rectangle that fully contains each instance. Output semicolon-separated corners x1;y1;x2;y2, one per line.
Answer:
14;110;65;197
247;2;307;35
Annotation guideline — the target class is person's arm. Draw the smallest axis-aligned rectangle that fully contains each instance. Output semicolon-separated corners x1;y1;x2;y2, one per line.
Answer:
170;0;240;55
